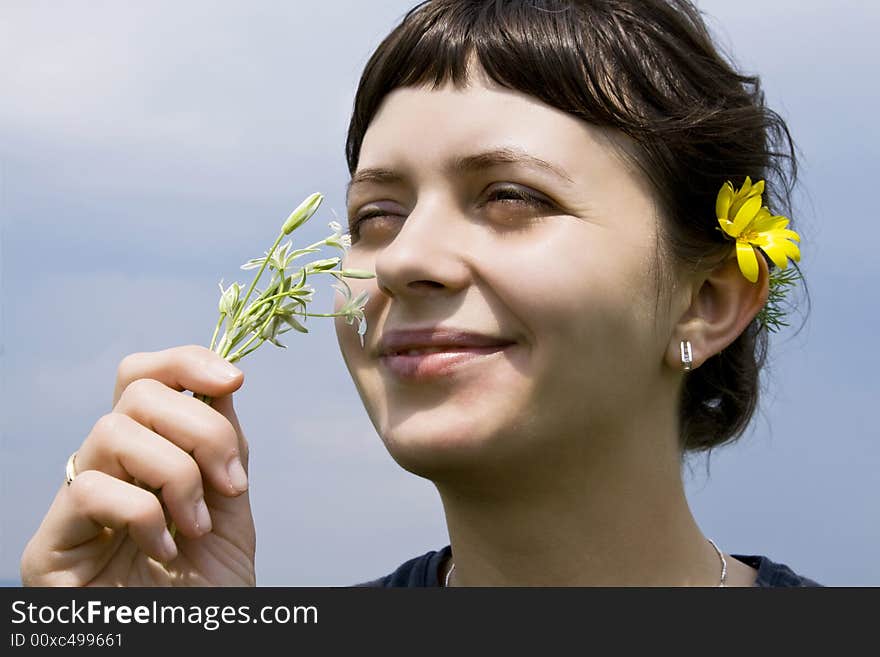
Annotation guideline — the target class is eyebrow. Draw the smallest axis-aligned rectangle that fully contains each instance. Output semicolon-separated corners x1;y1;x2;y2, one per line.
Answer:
346;146;575;205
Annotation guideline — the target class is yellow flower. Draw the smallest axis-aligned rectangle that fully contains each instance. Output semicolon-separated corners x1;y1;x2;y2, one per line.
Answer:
716;177;801;283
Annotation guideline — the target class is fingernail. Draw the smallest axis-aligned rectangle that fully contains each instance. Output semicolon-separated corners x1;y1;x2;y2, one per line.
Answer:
227;458;248;493
194;498;212;534
160;528;178;561
210;360;242;380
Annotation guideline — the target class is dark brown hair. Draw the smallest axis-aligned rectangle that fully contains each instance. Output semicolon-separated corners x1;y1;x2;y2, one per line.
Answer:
345;0;807;455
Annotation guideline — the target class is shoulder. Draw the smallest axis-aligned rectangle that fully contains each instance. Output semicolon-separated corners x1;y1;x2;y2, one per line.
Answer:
730;554;823;587
350;544;452;587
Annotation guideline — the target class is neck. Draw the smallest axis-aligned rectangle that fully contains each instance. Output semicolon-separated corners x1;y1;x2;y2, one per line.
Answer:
435;401;721;587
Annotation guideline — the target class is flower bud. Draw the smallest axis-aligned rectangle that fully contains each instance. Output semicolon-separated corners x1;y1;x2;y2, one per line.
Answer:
219;282;241;315
282;192;323;235
340;268;375;279
308;257;340;272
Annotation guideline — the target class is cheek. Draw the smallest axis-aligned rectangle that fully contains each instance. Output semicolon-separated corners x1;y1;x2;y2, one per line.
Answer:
488;229;659;404
332;249;387;405
333;292;385;434
487;227;643;328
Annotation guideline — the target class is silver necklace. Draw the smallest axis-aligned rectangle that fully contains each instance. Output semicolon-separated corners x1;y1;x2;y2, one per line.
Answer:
444;537;728;587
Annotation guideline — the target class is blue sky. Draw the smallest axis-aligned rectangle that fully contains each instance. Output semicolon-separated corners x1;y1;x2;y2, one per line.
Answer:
1;0;877;586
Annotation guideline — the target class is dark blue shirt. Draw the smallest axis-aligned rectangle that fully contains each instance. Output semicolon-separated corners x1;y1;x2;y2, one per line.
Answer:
353;544;822;587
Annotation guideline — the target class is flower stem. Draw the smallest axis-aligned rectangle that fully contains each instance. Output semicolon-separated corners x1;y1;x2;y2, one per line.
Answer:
231;231;286;331
248;285;309;306
229;339;265;363
226;302;281;361
209;314;225;352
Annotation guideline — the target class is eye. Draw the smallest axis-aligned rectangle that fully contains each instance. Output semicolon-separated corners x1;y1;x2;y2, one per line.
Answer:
481;186;556;232
348;207;400;243
484;186;552;210
348;186;554;243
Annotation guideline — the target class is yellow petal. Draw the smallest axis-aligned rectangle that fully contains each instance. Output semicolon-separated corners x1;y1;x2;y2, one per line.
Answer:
736;241;760;283
755;233;801;264
752;209;790;233
731;194;762;237
729;178;765;219
779;228;801;243
751;207;772;231
716;183;734;220
718;217;737;238
758;242;791;269
762;227;801;243
781;239;801;262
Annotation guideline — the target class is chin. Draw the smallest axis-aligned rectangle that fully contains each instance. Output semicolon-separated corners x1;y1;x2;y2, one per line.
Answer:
376;409;503;478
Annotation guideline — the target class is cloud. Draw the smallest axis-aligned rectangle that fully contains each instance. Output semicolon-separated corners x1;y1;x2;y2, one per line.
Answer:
0;0;379;204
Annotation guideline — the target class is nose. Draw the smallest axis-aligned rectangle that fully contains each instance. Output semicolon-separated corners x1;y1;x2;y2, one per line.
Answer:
373;196;472;300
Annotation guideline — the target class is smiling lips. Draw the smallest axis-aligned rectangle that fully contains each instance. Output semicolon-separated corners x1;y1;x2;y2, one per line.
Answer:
378;327;516;356
377;328;516;381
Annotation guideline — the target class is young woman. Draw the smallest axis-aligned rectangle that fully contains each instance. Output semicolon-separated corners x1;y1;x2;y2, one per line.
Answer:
20;0;820;587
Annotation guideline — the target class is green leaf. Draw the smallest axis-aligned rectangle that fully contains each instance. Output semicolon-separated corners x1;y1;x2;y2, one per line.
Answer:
284;314;309;333
756;265;801;333
240;258;266;271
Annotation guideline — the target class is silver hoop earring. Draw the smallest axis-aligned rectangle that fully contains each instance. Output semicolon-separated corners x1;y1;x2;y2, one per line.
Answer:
680;340;693;371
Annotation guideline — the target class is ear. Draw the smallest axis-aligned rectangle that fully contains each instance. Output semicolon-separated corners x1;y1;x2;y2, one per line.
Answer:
667;251;770;371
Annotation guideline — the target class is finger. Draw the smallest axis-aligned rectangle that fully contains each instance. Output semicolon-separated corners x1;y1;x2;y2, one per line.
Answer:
40;471;179;563
211;393;249;469
77;412;216;538
113;378;247;497
113;345;243;408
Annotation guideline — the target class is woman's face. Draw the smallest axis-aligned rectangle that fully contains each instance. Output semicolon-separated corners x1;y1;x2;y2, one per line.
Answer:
336;71;677;479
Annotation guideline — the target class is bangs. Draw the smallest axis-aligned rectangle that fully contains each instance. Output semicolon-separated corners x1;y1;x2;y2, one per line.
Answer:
345;0;679;176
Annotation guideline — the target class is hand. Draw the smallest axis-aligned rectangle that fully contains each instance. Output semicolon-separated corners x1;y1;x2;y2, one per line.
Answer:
20;345;256;586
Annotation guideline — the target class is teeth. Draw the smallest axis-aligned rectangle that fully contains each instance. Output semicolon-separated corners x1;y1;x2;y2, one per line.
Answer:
398;347;448;356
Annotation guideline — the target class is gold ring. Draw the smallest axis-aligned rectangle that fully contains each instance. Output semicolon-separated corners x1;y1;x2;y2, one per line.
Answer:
65;451;78;486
